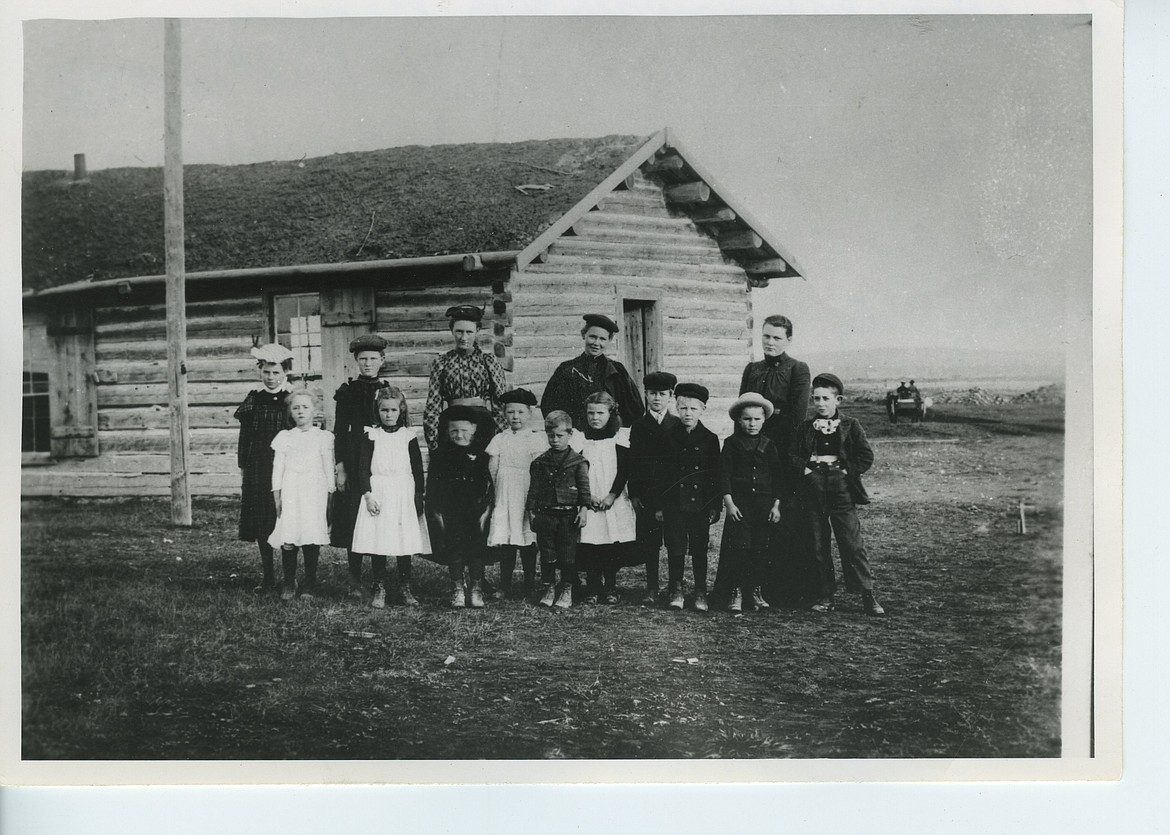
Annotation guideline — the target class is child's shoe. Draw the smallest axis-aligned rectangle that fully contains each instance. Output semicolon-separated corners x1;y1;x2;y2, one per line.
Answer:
554;583;574;609
280;583;296;602
668;582;684;610
641;585;659;607
371;582;387;609
253;578;276;595
346;573;365;600
810;597;834;613
751;587;770;610
469;580;485;609
493;579;510;601
862;590;886;617
583;592;600;605
538;583;557;607
297;583;317;601
693;588;709;612
450;581;466;608
400;582;419;608
603;590;620;605
728;587;743;613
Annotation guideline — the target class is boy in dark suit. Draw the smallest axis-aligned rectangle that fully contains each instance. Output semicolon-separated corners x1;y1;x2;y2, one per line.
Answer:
790;373;885;616
627;371;679;605
663;383;722;612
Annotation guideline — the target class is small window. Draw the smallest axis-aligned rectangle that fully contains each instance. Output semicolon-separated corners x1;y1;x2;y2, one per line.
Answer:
23;371;51;453
272;293;322;380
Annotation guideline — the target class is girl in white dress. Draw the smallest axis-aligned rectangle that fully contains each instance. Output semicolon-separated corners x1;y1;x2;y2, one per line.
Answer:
570;391;638;604
268;391;335;600
485;388;546;598
350;387;429;609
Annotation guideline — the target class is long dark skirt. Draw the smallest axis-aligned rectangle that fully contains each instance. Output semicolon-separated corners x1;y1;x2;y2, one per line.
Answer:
238;450;278;543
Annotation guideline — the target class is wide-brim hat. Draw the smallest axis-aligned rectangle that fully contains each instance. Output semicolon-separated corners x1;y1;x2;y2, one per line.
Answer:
729;391;775;420
812;373;845;395
349;334;389;354
499;388;538;407
582;313;619;334
250;343;294;365
674;382;709;404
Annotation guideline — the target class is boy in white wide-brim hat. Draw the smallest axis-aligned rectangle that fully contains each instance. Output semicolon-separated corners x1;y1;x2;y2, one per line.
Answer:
718;392;784;613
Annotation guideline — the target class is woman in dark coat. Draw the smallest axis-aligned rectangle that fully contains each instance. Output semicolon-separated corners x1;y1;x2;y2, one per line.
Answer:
234;343;295;592
540;313;644;430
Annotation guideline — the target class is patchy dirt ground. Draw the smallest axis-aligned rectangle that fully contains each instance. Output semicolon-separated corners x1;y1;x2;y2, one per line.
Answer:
21;400;1062;760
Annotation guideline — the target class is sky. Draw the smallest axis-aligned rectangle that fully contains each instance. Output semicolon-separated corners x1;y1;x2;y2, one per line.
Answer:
19;13;1092;366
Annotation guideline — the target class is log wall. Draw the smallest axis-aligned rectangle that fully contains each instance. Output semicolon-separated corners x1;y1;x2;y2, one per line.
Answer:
511;169;754;438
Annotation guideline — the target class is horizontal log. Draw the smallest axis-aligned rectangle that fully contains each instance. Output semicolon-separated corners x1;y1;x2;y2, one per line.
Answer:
744;257;789;277
718;229;764;251
21;472;244;498
513;287;748;318
547;239;726;264
99;404;239;431
529;256;744;278
643;155;686;176
664;181;710;204
97;381;260;408
373;284;494;307
94;296;263;325
662;320;754;341
595;192;672;212
95;336;255;361
100;428;240;453
576;210;699;232
94;357;258;385
690;208;737;224
26;451;239;474
664;337;751;356
516;275;745;303
95;313;267;340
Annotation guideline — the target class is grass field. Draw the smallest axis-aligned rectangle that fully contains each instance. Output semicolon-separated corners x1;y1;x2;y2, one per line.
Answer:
20;400;1063;760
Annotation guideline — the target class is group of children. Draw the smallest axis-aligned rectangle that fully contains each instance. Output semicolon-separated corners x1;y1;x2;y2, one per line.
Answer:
236;318;884;617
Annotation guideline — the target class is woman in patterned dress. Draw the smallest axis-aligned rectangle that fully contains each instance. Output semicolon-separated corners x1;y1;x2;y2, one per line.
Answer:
422;304;508;451
234;343;295;592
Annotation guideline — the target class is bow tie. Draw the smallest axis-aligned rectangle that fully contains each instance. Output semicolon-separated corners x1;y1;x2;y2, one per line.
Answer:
812;417;840;435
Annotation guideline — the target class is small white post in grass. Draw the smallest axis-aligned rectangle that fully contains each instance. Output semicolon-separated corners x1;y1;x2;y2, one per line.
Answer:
1017;498;1035;534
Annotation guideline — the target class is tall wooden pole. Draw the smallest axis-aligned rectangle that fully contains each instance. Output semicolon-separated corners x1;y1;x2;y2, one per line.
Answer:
164;19;192;525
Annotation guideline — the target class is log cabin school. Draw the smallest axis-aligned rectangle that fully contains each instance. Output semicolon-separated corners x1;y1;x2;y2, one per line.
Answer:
21;129;804;497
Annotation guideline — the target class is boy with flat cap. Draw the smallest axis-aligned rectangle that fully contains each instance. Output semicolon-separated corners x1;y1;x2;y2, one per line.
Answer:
663;382;723;611
790;373;885;616
540;313;644;431
626;370;679;604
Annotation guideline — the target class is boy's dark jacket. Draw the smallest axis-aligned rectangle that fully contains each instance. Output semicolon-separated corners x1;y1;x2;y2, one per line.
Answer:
526;448;591;511
426;444;492;516
628;411;682;508
789;411;874;505
665;421;722;514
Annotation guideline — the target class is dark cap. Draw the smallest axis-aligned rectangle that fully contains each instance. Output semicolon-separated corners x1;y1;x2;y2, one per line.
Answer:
349;334;389;354
642;371;677;391
446;304;484;324
674;382;709;403
582;313;619;334
499;388;538;407
812;373;845;395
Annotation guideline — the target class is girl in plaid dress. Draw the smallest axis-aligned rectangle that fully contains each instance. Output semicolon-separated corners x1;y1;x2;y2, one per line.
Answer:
234;344;295;592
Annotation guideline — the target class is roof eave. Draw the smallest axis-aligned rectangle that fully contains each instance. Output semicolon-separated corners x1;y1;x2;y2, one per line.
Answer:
24;250;521;301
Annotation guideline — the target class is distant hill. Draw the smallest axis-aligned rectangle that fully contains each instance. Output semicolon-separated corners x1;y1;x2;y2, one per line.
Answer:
797;346;1064;385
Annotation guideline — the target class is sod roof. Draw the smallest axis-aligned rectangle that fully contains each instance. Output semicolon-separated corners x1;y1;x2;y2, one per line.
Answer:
22;134;647;291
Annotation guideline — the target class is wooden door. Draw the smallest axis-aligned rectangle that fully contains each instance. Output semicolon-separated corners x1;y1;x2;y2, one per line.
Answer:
319;287;375;430
622;304;646;395
46;305;99;457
